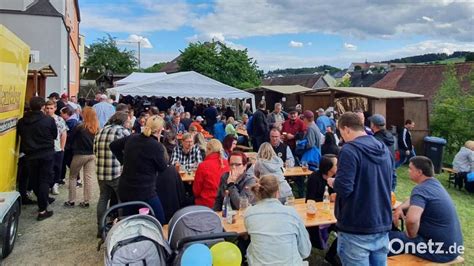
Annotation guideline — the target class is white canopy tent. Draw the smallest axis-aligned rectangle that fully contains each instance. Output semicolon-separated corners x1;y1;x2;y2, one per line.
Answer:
109;71;256;112
115;72;167;86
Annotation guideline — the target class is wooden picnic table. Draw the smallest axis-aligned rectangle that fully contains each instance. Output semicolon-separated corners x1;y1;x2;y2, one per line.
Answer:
162;199;336;236
178;166;312;183
284;166;313;177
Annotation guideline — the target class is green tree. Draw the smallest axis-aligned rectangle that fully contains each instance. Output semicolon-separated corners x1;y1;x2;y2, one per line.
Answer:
143;62;167;73
178;42;262;89
466;52;474;62
338;78;351;87
84;35;137;75
430;64;474;162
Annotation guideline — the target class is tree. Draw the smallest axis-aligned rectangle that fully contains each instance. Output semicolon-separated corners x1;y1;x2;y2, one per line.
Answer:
83;35;137;75
143;62;167;73
430;64;474;163
466;52;474;62
178;42;262;89
338;78;351;87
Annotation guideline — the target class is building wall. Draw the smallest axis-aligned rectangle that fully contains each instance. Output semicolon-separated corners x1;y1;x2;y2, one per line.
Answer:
0;14;67;97
65;0;80;96
79;34;85;66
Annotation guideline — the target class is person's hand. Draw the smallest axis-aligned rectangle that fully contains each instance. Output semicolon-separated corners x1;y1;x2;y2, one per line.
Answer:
327;177;335;188
286;133;295;140
393;207;405;228
227;170;239;184
405;150;410;156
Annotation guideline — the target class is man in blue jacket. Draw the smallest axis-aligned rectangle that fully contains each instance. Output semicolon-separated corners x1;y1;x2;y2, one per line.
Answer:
328;112;393;265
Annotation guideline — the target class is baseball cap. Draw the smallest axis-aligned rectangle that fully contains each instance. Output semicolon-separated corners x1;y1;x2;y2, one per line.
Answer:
287;107;297;114
196;116;204;122
369;114;386;126
303;110;314;119
61;93;68;99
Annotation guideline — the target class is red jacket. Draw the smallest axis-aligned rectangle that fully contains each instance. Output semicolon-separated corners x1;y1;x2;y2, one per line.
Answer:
282;118;306;150
193;152;229;208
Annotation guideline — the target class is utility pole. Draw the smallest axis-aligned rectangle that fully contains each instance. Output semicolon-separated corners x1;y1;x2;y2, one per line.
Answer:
120;39;142;71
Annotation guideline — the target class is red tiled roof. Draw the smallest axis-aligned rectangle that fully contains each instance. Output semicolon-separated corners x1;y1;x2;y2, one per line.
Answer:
373;63;473;103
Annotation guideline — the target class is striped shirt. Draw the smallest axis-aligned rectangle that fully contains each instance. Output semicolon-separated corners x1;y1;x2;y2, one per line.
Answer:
93;125;130;181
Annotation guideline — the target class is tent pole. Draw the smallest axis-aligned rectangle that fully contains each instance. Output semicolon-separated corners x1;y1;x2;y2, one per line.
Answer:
251;96;256;114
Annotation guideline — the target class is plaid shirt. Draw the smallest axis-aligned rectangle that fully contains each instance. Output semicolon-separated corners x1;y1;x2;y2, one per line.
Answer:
170;144;203;170
93;125;130;181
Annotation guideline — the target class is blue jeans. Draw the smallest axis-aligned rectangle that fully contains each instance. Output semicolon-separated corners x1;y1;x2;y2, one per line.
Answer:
395;149;415;168
389;231;459;263
123;196;166;225
338;232;389;266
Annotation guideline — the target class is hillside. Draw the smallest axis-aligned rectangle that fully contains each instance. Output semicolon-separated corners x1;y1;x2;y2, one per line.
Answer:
383;51;471;64
267;65;341;75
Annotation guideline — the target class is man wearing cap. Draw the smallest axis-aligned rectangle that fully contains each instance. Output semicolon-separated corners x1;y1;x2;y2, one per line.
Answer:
316;108;334;135
302;110;322;151
93;94;116;128
190;116;205;133
282;108;306;153
370;114;397;190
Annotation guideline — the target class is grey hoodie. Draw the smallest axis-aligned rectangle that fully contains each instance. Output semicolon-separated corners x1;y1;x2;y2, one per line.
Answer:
214;164;257;211
254;156;293;199
453;147;474;173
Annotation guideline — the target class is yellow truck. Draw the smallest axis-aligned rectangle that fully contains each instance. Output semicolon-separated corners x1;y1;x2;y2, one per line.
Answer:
0;24;30;258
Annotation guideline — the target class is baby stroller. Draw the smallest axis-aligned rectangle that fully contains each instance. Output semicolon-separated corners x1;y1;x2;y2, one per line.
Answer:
100;201;171;266
167;205;238;265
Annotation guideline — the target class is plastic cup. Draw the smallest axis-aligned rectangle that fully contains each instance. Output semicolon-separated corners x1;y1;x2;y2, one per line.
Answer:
139;207;150;215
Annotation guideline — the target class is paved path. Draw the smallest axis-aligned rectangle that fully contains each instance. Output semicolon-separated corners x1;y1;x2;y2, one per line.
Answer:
4;177;103;265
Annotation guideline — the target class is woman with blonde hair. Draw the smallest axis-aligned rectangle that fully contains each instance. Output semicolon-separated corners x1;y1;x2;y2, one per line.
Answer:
244;175;311;265
110;115;168;223
225;116;238;137
194;132;207;157
193;139;230;208
65;107;99;208
254;142;293;202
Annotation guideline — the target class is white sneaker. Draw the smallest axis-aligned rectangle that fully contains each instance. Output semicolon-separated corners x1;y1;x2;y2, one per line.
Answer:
51;183;59;195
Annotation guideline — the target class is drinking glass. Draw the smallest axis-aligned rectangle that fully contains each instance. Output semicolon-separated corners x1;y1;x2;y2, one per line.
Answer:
285;196;295;206
239;196;249;216
301;161;308;172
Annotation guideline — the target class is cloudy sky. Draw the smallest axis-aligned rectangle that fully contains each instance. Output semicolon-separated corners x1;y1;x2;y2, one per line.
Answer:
79;0;474;71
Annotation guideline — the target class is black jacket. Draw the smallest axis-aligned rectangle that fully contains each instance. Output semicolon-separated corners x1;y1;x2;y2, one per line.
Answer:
155;166;192;223
397;127;412;151
252;109;269;136
71;125;95;155
110;134;168;201
17;111;57;159
374;129;395;157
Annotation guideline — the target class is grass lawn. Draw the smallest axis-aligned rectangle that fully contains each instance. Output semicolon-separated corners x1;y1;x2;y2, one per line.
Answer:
307;166;473;265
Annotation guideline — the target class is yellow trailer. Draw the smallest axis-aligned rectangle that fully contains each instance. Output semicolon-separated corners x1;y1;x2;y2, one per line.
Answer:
0;24;30;259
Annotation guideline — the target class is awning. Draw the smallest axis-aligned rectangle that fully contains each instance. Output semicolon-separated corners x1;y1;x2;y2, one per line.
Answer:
28;62;57;77
248;85;313;94
109;71;256;111
324;87;424;99
115;72;167;86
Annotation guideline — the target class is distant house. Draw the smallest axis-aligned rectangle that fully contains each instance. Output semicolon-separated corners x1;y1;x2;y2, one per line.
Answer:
333;70;351;83
0;0;81;97
372;62;473;109
159;55;181;74
347;62;408;73
262;73;337;90
350;71;387;87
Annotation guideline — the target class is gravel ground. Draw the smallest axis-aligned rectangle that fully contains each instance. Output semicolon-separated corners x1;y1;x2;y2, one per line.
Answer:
3;177;103;265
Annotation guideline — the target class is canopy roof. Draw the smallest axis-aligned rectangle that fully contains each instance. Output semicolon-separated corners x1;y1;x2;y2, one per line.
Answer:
324;87;424;99
110;71;255;100
28;62;57;77
115;72;167;86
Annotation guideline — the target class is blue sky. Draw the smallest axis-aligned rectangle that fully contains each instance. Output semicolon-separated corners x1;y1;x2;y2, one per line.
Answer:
79;0;474;71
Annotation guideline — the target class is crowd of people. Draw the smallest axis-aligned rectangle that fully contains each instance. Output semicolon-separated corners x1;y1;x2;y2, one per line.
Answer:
16;92;466;265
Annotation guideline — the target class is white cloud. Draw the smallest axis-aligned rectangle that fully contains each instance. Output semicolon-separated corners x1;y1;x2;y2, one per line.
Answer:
344;43;357;51
289;41;304;48
117;35;153;49
186;32;246;50
192;0;474;42
81;1;191;33
422;16;434;22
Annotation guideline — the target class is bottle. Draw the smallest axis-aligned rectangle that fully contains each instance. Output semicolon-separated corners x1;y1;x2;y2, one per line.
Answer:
323;186;330;210
222;190;231;218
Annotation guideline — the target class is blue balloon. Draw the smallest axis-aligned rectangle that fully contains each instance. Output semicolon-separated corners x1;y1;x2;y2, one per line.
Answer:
181;243;212;266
